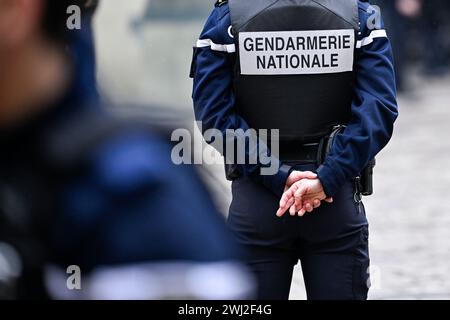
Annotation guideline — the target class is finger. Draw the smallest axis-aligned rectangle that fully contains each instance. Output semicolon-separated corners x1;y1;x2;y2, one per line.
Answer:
278;188;297;216
276;197;295;217
294;183;308;199
305;203;313;213
325;197;334;203
295;199;303;213
276;208;285;217
279;188;294;209
297;208;306;217
313;199;321;209
294;196;301;211
294;184;307;208
290;204;297;216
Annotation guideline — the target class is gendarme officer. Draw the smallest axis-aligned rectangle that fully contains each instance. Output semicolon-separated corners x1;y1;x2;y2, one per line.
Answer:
192;0;398;300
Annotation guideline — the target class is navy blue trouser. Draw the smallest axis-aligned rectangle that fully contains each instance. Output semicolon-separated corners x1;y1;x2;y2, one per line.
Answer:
228;164;370;300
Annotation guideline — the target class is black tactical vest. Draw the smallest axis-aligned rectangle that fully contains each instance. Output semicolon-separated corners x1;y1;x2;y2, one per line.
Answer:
229;0;359;142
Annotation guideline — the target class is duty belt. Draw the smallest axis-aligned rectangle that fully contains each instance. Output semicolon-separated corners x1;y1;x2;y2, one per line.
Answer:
277;125;346;163
278;141;320;162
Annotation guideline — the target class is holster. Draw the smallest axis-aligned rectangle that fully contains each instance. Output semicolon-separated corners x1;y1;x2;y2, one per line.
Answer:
319;125;375;197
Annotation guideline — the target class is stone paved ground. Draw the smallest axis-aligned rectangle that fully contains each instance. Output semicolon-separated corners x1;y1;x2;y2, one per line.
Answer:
95;1;450;300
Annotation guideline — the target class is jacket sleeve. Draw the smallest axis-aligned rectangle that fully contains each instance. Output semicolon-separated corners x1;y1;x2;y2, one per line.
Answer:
191;4;291;197
317;2;399;197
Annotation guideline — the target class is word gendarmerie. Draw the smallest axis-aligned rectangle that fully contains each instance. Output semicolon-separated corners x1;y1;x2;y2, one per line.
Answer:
239;29;355;75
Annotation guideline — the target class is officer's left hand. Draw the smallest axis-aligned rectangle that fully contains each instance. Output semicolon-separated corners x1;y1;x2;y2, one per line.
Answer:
284;170;318;190
276;179;333;217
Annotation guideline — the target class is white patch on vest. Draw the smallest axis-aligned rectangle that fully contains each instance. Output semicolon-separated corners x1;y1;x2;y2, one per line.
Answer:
239;29;355;75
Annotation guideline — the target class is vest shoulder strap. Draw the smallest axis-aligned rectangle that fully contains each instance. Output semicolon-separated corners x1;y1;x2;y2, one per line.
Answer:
229;0;359;31
314;0;359;29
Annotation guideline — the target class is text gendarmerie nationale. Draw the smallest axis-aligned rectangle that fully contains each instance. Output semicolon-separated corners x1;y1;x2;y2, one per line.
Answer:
245;33;352;69
239;30;355;75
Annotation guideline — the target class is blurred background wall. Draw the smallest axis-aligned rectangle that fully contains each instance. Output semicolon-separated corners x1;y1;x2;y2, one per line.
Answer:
93;0;450;299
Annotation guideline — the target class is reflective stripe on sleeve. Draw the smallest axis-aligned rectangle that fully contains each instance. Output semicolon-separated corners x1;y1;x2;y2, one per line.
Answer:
196;39;236;53
356;29;388;48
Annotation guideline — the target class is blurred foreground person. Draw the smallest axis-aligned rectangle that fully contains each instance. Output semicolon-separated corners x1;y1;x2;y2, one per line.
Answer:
0;0;250;299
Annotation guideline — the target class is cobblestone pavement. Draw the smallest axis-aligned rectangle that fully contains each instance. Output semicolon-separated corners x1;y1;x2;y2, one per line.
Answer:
95;1;450;300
